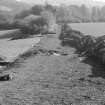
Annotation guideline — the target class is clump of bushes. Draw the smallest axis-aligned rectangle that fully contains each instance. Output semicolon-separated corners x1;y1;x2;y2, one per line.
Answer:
59;23;84;40
59;23;105;64
59;23;84;48
17;15;48;35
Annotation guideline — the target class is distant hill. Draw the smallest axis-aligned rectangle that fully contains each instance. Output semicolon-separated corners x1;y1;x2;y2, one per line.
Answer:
0;0;32;14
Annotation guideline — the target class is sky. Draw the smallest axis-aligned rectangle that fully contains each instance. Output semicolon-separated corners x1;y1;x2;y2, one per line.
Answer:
94;0;105;2
16;0;105;5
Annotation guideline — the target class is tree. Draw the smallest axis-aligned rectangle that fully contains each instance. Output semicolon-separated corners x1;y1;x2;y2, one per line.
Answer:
30;5;44;15
15;10;30;19
44;4;56;14
0;12;15;29
100;6;105;21
19;15;48;34
55;6;70;23
91;7;101;22
80;4;91;22
41;11;56;32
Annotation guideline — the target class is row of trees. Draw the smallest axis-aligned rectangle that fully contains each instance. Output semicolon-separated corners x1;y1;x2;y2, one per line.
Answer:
0;12;15;29
13;4;56;34
1;4;105;33
14;4;105;24
56;5;105;23
0;4;56;34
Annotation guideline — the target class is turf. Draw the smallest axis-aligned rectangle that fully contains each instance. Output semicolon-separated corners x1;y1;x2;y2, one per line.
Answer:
0;32;105;105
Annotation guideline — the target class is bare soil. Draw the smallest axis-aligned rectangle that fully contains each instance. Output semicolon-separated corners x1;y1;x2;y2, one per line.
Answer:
0;33;105;105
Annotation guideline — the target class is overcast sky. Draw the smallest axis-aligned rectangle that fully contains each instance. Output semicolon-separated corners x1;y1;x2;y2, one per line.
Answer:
16;0;105;5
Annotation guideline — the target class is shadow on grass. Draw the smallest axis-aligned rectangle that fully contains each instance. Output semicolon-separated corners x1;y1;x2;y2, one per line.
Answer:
61;40;79;49
4;48;39;70
81;56;105;78
61;40;105;79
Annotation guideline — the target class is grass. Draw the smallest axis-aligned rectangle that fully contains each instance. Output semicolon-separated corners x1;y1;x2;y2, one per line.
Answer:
0;37;40;63
5;48;39;69
0;26;105;105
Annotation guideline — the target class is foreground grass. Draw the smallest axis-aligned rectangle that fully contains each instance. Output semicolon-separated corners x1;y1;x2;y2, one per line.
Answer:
0;34;105;105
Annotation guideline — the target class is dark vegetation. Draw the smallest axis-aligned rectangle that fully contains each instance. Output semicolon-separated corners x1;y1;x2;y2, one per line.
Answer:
0;4;56;38
59;23;105;65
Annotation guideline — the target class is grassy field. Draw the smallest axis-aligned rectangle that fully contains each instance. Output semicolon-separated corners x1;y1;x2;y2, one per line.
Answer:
0;29;41;62
0;29;104;105
71;22;105;37
0;37;40;62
